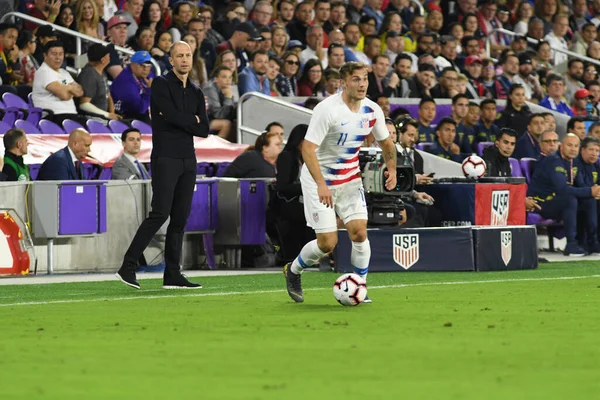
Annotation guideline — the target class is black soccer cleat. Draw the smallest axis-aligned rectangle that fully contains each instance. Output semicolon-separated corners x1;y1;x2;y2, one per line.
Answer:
163;274;202;289
362;295;372;304
283;263;304;303
116;269;140;289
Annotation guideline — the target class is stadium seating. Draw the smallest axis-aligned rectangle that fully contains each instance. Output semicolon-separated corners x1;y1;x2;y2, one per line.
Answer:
415;142;434;152
215;162;231;177
508;158;523;177
131;119;152;134
2;92;43;126
29;164;42;180
519;157;537;184
109;120;130;134
87;120;112;134
197;162;215;176
1;105;20;127
98;167;112;180
62;119;85;133
0;120;11;133
477;141;494;156
38;119;65;134
14;119;39;134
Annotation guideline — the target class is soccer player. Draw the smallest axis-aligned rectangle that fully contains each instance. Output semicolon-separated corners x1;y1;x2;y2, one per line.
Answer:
283;62;397;303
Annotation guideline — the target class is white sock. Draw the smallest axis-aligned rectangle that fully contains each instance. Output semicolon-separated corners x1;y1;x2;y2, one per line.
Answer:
291;239;326;274
351;239;370;281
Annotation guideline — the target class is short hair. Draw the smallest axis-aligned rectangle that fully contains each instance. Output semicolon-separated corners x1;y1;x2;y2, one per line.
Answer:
187;17;203;26
16;29;34;50
461;35;478;48
324;68;340;81
452;93;469;105
498;127;517;140
480;98;497;108
212;65;233;77
304;97;321;109
359;15;376;25
501;52;518;65
529;113;545;124
581;136;600;149
172;1;192;16
589;121;600;132
364;35;380;47
545;73;564;86
552;13;568;23
265;121;283;133
197;5;214;16
586;80;600;90
249;49;269;62
372;54;389;64
44;40;64;54
540;112;554;119
340;62;368;80
419;97;435;107
394;53;412;65
469;101;480;108
508;83;525;96
342;21;359;34
436;117;457;131
121;127;141;142
395;115;419;134
3;128;25;150
330;1;346;11
276;0;294;11
0;23;18;36
327;42;344;57
306;24;323;37
418;63;436;73
439;35;456;46
567;116;585;131
568;58;584;69
440;67;458;77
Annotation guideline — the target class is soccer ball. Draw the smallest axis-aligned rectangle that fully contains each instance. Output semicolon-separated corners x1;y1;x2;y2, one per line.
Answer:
461;155;487;179
333;273;367;306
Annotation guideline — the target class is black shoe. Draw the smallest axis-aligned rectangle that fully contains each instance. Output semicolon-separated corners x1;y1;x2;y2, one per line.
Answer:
363;295;372;304
163;274;202;289
116;269;140;289
283;263;304;303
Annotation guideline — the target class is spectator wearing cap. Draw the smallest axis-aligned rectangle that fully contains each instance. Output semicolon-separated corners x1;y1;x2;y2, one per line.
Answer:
513;113;545;159
367;54;399;99
32;40;85;126
110;50;155;123
543;14;569;67
238;49;270;97
493;52;518;100
463;55;486;99
169;1;194;43
324;2;346;34
77;44;121;121
327;43;345;71
540;74;575;117
496;84;532;136
275;51;300;96
565;59;585;104
482;128;517;177
343;22;371;65
427;117;462;163
404;15;425;54
32;25;58;66
286;40;304;58
106;15;133;80
24;0;61;32
435;36;459;73
300;25;327;69
115;0;143;40
407;63;436;98
287;2;313;43
217;22;262;73
512;52;544;101
572;22;597;57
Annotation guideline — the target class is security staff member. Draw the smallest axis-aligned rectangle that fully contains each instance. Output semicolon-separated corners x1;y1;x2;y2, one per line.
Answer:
575;137;600;253
116;42;210;289
527;134;600;256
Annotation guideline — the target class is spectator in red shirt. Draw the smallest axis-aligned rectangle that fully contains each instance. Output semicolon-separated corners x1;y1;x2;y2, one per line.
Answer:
24;0;62;32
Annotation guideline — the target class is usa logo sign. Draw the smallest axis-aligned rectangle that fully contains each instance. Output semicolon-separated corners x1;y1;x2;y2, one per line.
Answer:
393;234;419;270
501;231;512;266
491;190;510;226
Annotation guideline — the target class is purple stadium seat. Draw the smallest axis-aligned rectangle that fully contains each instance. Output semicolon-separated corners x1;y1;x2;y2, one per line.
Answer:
196;162;215;176
215;162;231;177
508;157;523;177
86;120;112;134
477;141;493;156
27;92;34;107
2;92;42;126
519;157;537;184
98;167;112;180
109;120;130;134
14;119;40;134
28;164;42;180
415;142;434;152
62;119;85;134
38;119;66;134
1;106;20;127
131;119;152;134
0;120;11;133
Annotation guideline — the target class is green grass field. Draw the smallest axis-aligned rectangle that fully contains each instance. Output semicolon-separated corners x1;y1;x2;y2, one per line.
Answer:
1;263;600;399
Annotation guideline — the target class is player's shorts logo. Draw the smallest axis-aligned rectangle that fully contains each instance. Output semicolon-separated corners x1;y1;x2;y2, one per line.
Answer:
501;231;512;266
393;234;419;270
312;212;319;223
491;190;510;226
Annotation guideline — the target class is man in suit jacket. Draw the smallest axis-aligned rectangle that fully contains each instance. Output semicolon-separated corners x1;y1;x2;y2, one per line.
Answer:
38;129;92;180
112;128;149;180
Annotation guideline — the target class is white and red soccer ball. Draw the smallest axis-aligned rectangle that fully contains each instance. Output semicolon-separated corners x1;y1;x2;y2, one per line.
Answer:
461;155;487;179
333;273;367;306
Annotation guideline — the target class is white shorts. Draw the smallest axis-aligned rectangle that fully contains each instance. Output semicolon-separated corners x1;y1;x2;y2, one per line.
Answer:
300;166;368;233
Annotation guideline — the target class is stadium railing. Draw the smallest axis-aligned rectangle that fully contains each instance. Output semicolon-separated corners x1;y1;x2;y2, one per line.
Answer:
0;12;162;77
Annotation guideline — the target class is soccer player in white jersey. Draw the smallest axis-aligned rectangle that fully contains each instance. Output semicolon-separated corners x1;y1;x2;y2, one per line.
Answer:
283;62;398;303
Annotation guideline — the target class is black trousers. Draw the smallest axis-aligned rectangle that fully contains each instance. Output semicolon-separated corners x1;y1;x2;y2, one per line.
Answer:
122;157;197;277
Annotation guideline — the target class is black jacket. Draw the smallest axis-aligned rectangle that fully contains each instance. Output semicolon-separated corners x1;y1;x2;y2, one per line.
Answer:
397;145;424;175
496;103;532;137
275;150;302;201
150;71;210;159
406;75;430;99
225;150;276;178
482;146;512;177
367;72;397;100
286;19;309;42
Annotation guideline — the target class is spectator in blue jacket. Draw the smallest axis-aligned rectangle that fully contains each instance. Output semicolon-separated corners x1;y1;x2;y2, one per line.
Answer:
38;129;93;181
539;74;575;117
427;117;462;163
575;137;600;253
513;113;545;159
110;50;155;123
527;134;600;256
238;49;271;96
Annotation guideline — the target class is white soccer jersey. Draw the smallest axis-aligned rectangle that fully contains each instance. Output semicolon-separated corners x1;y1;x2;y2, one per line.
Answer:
304;93;388;187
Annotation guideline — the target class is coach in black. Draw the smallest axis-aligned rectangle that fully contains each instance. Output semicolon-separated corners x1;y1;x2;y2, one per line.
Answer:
116;41;210;289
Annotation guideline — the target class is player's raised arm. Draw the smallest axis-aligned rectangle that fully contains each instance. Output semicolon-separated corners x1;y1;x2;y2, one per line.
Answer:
301;139;333;208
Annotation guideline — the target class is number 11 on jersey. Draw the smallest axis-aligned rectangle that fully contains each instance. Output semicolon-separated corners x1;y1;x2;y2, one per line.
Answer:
337;133;348;146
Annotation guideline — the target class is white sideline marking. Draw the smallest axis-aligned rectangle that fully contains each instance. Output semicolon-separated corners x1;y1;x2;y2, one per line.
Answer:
0;274;598;308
